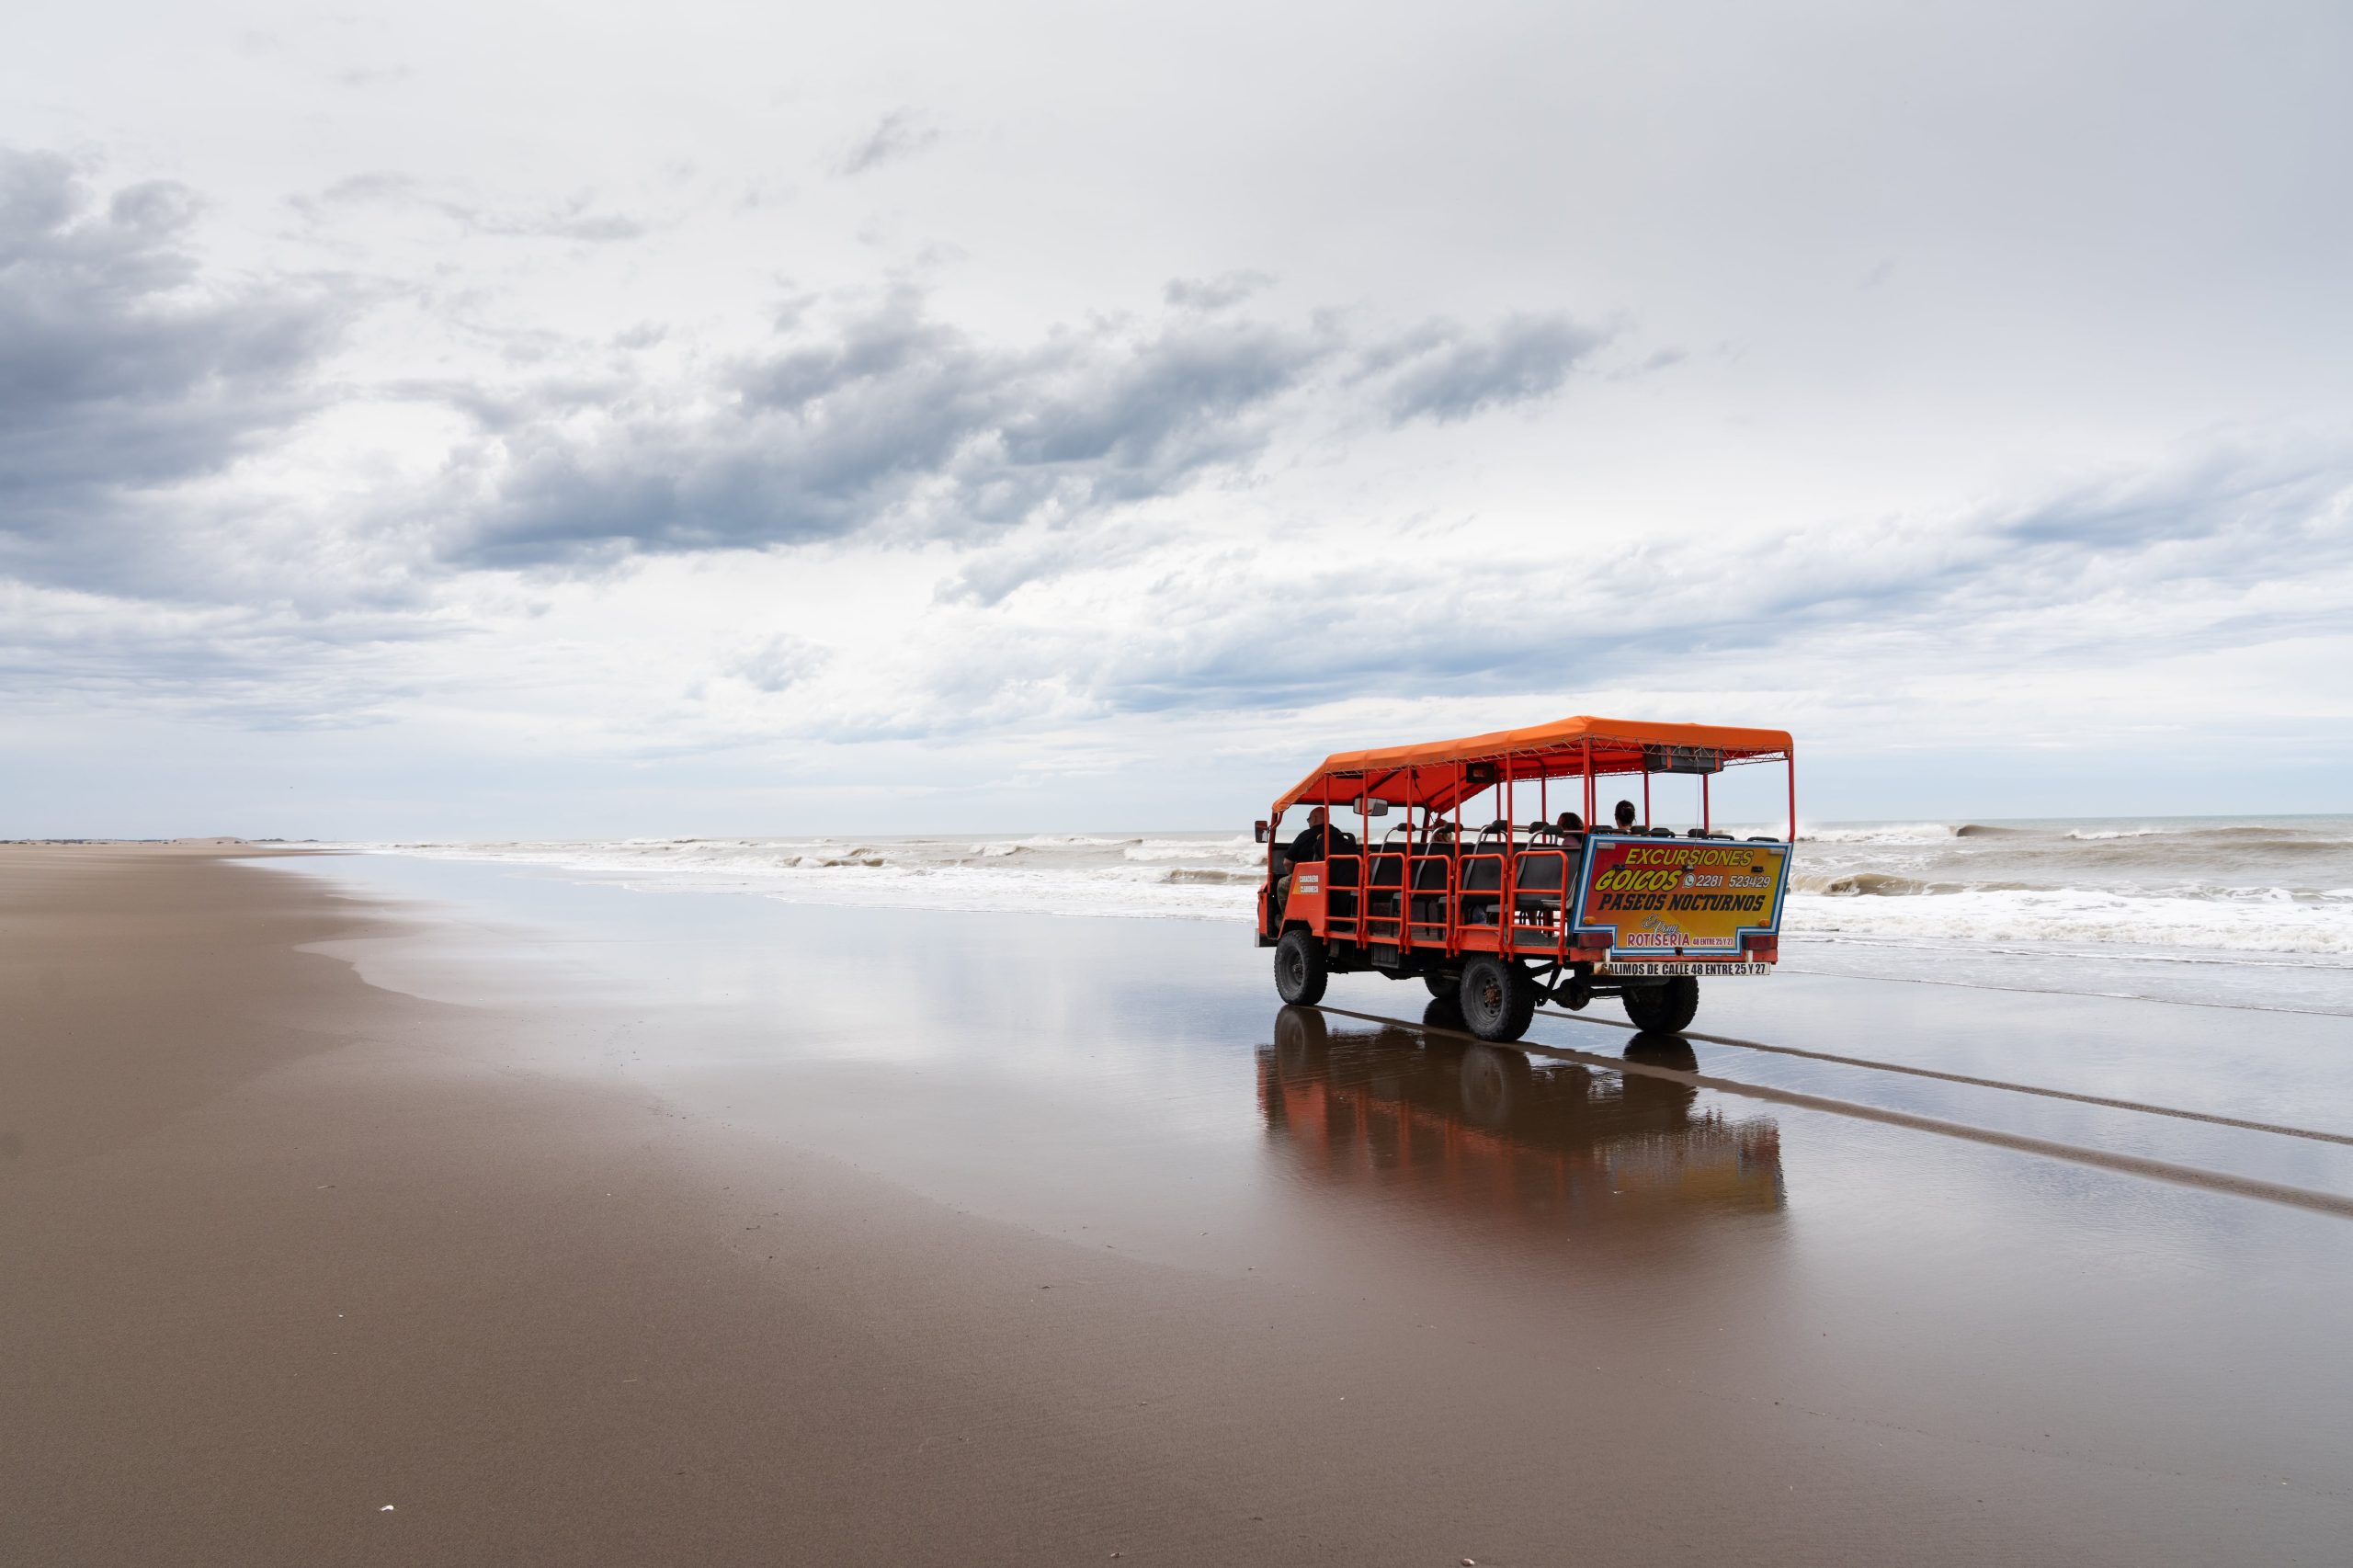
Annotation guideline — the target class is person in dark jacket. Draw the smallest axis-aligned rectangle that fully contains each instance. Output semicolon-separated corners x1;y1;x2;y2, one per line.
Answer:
1275;808;1357;915
1287;807;1354;864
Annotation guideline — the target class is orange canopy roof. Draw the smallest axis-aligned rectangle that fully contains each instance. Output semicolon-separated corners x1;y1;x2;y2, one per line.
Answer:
1272;714;1794;815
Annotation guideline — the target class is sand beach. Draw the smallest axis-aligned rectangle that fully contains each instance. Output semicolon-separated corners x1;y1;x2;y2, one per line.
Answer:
4;844;2347;1565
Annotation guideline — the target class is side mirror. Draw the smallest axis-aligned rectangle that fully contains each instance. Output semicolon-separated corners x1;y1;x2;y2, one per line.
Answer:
1254;821;1269;844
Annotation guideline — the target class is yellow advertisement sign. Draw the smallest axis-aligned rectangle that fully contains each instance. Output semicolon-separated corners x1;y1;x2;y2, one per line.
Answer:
1571;835;1792;956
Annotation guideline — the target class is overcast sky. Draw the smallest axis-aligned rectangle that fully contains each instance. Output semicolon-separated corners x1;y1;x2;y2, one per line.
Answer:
5;0;2349;836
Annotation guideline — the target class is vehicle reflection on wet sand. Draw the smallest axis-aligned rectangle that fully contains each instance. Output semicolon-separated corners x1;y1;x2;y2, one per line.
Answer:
1258;1003;1783;1251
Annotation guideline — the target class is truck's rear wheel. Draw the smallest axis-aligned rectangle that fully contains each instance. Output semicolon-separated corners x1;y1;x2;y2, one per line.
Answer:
1622;976;1699;1033
1275;929;1329;1006
1459;957;1535;1042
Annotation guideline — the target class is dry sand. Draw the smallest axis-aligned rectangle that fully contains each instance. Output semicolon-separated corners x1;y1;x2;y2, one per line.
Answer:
0;846;2336;1565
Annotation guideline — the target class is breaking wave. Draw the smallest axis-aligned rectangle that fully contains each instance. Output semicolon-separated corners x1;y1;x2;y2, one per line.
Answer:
1797;871;1938;897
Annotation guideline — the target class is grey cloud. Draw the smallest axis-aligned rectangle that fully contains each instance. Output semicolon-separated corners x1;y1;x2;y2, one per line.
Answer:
0;148;1621;733
291;172;645;241
885;449;2353;733
0;149;354;597
836;109;941;176
1164;272;1274;312
440;291;1612;574
933;524;1168;608
463;200;645;242
730;633;832;692
289;170;421;217
0;585;433;730
335;64;416;89
1372;312;1606;424
387;368;637;435
440;287;1343;567
1990;454;2338;553
1734;453;2353;642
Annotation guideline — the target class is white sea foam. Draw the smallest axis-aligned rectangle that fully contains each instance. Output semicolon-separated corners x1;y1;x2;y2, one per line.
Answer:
1787;885;2353;958
335;817;2353;959
318;815;2353;1015
1793;822;1969;844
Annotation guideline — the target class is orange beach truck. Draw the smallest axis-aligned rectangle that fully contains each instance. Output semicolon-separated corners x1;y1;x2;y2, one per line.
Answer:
1256;715;1796;1042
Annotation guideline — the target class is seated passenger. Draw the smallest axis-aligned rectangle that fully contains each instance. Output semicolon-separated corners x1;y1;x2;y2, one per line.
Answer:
1552;810;1586;839
1612;799;1641;834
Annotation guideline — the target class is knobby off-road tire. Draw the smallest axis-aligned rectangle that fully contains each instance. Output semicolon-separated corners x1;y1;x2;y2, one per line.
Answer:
1458;956;1536;1042
1275;929;1329;1006
1621;975;1699;1033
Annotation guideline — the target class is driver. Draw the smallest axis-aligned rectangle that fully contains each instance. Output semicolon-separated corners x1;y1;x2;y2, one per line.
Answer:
1275;807;1358;915
1287;806;1352;864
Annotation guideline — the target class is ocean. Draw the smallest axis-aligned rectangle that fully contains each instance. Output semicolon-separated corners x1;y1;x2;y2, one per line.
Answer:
333;815;2353;1016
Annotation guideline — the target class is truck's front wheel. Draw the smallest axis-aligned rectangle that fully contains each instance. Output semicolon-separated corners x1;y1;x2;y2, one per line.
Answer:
1622;976;1699;1033
1275;929;1329;1006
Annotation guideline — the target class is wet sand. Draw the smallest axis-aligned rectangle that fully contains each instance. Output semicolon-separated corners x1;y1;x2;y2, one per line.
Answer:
4;847;2347;1565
